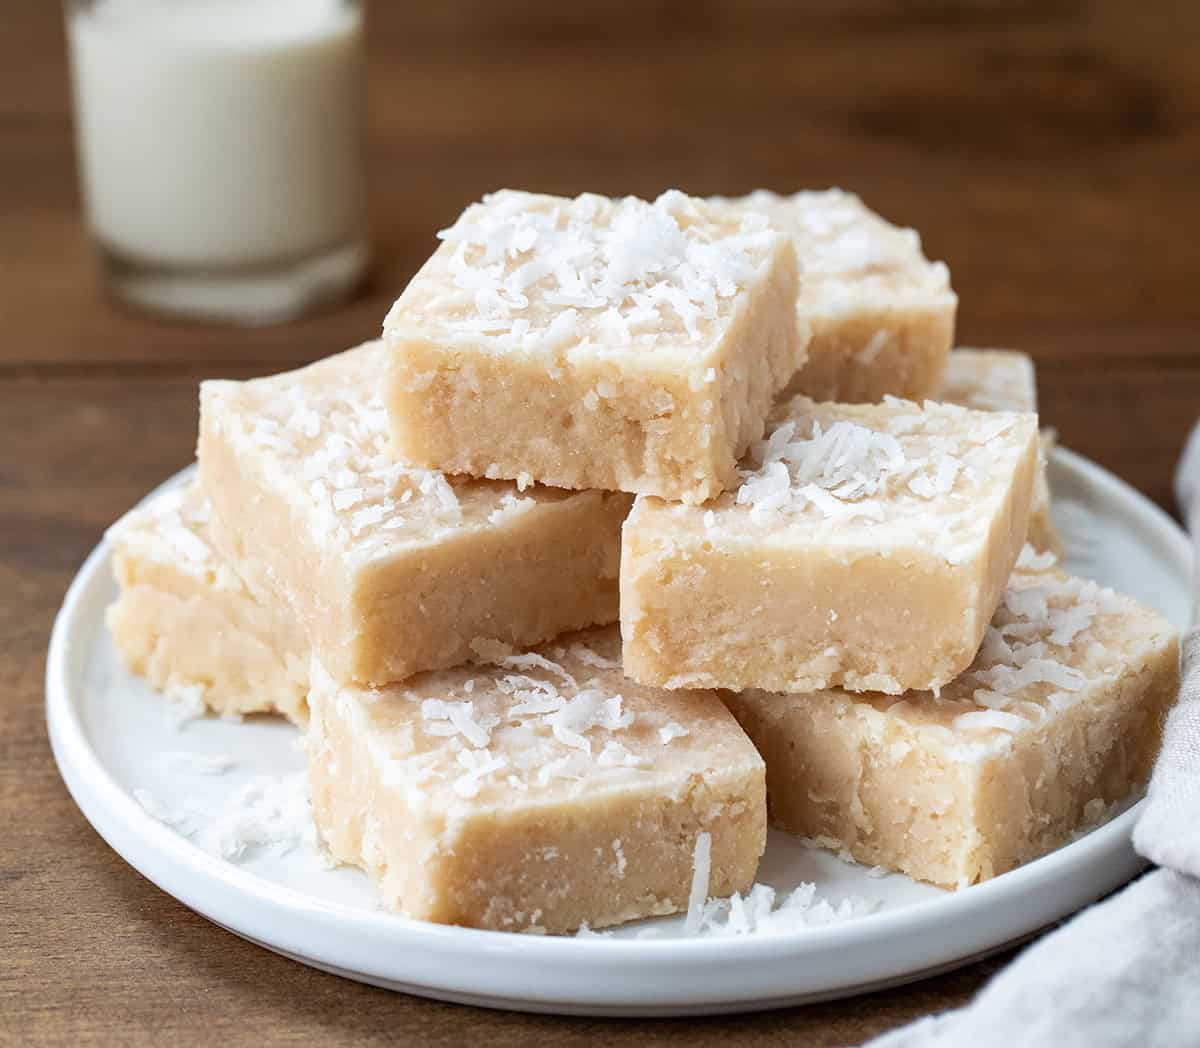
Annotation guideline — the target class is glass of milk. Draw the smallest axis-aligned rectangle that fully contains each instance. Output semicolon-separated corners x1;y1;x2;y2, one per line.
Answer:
66;0;367;325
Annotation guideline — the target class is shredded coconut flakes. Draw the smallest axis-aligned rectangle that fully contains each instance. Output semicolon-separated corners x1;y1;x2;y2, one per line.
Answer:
658;722;690;744
420;699;497;748
672;830;877;938
163;683;207;731
953;567;1128;735
135;772;319;864
425;190;777;351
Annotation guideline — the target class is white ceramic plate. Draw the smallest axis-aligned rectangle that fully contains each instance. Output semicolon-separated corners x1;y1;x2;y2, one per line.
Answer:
47;447;1192;1017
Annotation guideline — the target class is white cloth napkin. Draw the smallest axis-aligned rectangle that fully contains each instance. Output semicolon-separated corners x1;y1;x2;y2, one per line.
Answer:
869;423;1200;1048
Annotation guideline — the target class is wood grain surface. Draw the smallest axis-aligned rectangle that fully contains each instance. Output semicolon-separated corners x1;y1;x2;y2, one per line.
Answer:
2;2;1197;1045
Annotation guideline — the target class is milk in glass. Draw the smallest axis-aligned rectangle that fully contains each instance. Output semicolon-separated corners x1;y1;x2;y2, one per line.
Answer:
67;0;367;323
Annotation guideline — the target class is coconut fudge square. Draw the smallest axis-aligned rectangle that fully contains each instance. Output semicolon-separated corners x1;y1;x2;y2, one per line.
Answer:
621;395;1040;695
107;482;309;724
723;189;956;403
938;348;1061;554
307;626;766;932
723;551;1179;888
939;348;1036;413
198;342;631;687
383;189;803;504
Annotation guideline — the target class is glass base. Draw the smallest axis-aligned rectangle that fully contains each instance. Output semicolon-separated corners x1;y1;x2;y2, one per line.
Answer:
97;239;369;326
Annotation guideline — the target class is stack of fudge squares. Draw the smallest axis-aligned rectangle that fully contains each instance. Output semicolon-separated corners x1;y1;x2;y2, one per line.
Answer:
108;188;1179;933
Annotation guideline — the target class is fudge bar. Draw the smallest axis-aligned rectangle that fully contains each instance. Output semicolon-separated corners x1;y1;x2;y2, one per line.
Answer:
937;348;1060;554
383;189;803;504
198;342;631;686
722;189;956;403
723;551;1179;888
307;626;766;932
621;395;1040;694
938;348;1036;413
107;482;309;724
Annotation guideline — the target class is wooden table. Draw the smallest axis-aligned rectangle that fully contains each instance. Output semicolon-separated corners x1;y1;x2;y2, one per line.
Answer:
3;3;1197;1044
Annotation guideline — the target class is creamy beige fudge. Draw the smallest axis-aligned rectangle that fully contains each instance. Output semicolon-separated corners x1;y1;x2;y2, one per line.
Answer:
307;626;766;932
383;189;803;504
198;342;631;687
622;396;1040;694
723;189;956;403
723;551;1180;888
937;348;1061;554
939;348;1036;413
107;482;309;724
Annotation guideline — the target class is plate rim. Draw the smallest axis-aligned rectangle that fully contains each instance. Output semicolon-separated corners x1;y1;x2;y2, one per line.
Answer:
45;446;1189;1014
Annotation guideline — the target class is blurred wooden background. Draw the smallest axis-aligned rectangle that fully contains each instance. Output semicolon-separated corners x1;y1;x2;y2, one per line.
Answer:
2;2;1198;1046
